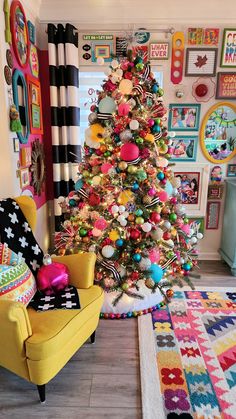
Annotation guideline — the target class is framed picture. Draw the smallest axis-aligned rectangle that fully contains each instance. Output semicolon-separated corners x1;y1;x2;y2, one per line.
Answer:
149;42;169;60
90;37;114;63
220;29;236;67
187;28;203;45
206;201;221;229
216;72;236;99
29;44;39;79
204;28;220;46
19;167;30;188
173;163;210;216
10;0;30;68
208;184;224;200
188;218;204;235
26;75;43;134
185;48;218;76
27;20;35;44
20;146;31;167
168;104;201;131
13;137;20;153
227;164;236;177
170;135;198;162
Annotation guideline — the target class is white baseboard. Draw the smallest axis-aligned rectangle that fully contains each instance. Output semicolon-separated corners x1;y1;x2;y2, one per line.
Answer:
198;251;220;260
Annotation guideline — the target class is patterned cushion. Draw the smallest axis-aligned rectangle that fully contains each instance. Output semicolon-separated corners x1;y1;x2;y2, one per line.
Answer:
0;244;37;305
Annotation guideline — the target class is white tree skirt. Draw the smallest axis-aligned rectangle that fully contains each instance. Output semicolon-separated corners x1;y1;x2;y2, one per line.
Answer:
101;280;164;314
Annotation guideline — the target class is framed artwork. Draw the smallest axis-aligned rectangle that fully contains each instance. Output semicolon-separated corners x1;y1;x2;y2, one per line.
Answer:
168;104;201;131
149;42;169;60
29;44;39;78
27;20;35;44
188;28;203;45
188;218;204;235
115;37;127;57
13;137;20;153
90;36;114;63
216;72;236;99
20;146;31;167
10;0;30;68
206;201;221;229
227;164;236;177
132;45;148;62
185;48;218;76
220;29;236;67
204;28;220;46
26;75;43;134
19;167;30;188
12;69;30;144
208;184;224;200
173;163;210;216
170;135;198;162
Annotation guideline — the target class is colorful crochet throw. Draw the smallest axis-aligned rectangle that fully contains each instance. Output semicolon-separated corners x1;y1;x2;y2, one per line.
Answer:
152;290;236;418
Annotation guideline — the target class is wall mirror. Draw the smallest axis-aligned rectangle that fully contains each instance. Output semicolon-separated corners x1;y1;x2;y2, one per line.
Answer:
200;102;236;164
12;69;30;144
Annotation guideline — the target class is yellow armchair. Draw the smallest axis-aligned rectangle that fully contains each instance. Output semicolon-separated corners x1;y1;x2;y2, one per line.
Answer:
0;197;104;403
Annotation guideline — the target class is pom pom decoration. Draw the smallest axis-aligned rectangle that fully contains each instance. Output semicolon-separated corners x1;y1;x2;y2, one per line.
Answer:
120;143;140;162
129;119;139;130
37;255;69;295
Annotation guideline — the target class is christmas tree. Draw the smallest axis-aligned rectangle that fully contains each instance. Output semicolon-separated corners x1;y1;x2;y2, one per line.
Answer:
55;51;202;318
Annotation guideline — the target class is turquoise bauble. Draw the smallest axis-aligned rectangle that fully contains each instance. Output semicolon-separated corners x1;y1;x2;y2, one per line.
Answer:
182;263;191;271
152;84;159;93
69;199;77;207
133;253;142;262
149;264;163;283
135;209;143;216
116;239;124;247
75;179;83;191
152;125;161;133
98;97;116;114
157;172;165;180
132;182;139;192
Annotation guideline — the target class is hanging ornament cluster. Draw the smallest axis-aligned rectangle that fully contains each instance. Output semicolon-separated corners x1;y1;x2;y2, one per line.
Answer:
55;50;202;310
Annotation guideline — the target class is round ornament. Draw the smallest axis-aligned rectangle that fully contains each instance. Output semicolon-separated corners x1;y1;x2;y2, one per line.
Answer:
129;119;139;130
145;278;155;289
149;263;163;283
6;49;13;68
102;245;115;258
118;103;130;116
166;289;174;298
119;79;133;94
120;143;140;162
4;66;12;85
98;97;116;114
97;56;105;65
132;253;142;262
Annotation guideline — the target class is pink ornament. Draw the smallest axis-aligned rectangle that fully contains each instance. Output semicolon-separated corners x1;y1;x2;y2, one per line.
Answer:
148;188;156;197
88;230;93;237
161;178;167;185
148;119;155;127
92;228;102;237
149;249;160;263
181;224;191;235
95;149;102;156
168;147;174;154
170;197;178;204
37;262;69;295
120;143;140;162
101;163;113;174
158;191;168;202
94;218;107;230
118;103;131;116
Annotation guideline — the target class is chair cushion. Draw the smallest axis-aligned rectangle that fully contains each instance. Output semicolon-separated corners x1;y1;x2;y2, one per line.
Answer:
26;285;103;360
0;245;37;305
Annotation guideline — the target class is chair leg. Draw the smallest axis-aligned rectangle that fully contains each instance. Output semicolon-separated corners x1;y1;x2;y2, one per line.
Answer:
37;384;46;403
90;330;96;344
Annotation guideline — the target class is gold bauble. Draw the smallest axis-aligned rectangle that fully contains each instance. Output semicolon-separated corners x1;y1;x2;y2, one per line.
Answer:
128;214;135;222
145;133;155;143
145;278;155;289
142;195;152;204
118;189;134;205
127;165;137;174
119;161;128;171
109;230;120;241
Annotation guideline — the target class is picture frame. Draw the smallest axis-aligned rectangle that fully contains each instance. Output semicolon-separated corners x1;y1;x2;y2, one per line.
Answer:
26;74;43;134
168;104;201;131
173;163;210;216
10;0;30;68
13;137;20;153
149;42;169;60
227;164;236;177
27;20;35;44
170;135;198;162
220;29;236;67
185;48;218;76
208;184;224;200
187;28;203;45
216;72;236;99
203;28;220;46
206;201;221;229
20;146;31;167
19;167;30;188
188;217;205;235
90;37;114;63
29;44;39;79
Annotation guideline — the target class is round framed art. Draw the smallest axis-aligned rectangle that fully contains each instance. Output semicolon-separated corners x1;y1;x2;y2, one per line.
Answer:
10;0;30;68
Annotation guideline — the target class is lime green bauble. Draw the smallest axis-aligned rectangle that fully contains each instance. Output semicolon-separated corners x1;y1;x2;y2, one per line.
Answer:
79;228;88;237
128;165;138;174
169;213;177;223
135;137;144;145
135;216;145;225
121;283;129;291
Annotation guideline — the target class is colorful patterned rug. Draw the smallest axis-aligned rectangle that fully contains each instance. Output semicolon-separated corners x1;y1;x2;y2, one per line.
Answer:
139;288;236;419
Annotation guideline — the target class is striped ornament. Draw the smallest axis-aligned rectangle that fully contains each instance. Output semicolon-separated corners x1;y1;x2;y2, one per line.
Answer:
48;23;81;231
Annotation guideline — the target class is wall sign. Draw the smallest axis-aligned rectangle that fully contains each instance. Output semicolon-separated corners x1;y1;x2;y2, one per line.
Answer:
206;201;220;229
208;184;224;200
29;44;39;78
216;72;236;100
115;37;127;57
149;42;169;60
83;34;113;41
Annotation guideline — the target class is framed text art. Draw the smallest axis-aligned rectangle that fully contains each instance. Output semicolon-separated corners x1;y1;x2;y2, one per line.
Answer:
149;42;169;60
10;0;30;68
168;104;201;131
216;72;236;100
26;75;43;135
208;184;224;200
185;48;218;77
220;29;236;68
206;201;221;229
227;164;236;177
173;163;210;216
170;135;198;162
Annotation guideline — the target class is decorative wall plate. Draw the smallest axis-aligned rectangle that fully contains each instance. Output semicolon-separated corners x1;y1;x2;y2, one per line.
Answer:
6;49;13;68
4;65;12;85
10;0;29;68
31;139;45;196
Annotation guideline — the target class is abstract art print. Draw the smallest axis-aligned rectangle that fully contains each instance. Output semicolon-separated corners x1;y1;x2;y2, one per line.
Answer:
220;28;236;67
168;104;201;131
171;136;198;162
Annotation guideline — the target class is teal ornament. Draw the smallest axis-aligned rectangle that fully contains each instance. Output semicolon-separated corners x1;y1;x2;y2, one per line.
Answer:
150;264;163;283
135;31;150;44
116;239;124;247
114;134;121;143
69;199;77;207
133;253;142;262
132;182;139;191
136;170;147;181
165;180;173;196
134;56;143;65
157;172;165;181
152;125;161;133
98;97;116;114
152;84;159;93
135;209;143;216
75;178;83;191
182;263;191;271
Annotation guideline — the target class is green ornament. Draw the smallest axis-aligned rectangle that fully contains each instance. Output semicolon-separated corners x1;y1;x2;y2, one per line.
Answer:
127;165;137;174
183;217;189;224
155;118;161;125
135;216;144;224
159;139;165;146
79;228;88;237
82;170;90;177
169;213;177;223
136;63;144;71
104;151;111;157
158;88;164;96
135;137;144;145
121;283;129;291
87;179;93;185
136;169;147;181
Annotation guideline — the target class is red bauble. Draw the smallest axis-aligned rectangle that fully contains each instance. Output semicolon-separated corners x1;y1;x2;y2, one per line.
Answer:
88;193;101;206
120;143;140;162
130;271;139;281
163;231;171;240
195;83;208;97
150;212;161;223
130;229;141;240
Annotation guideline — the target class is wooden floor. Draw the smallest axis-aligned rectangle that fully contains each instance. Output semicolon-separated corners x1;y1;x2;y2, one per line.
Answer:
0;260;235;419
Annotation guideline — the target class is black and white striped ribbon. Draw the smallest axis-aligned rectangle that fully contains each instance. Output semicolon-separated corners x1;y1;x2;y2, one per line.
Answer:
133;85;143;95
161;255;177;270
144;196;160;208
143;64;151;80
100;259;121;282
154;132;162;141
77;188;89;199
146;92;154;100
97;112;113;120
126;157;142;165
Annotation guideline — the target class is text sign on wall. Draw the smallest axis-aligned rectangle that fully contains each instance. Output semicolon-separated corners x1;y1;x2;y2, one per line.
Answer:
216;72;236;99
83;35;113;41
149;42;169;60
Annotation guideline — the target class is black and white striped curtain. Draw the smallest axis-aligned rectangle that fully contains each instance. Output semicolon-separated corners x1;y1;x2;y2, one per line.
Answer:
48;23;81;231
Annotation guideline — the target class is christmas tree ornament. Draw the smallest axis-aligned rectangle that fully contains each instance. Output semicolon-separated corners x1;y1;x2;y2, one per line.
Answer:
149;264;163;283
37;255;69;295
120;143;140;161
119;79;133;94
166;289;174;299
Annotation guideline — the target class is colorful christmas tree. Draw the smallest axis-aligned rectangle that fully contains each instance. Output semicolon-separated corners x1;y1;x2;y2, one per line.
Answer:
55;51;202;318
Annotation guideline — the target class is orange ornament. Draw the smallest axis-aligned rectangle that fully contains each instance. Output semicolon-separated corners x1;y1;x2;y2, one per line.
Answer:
166;289;174;299
128;214;135;222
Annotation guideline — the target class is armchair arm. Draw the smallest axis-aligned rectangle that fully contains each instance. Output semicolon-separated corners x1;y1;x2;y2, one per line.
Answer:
52;252;97;289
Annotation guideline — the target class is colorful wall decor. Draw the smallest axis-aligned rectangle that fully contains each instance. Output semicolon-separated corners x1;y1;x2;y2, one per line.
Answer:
227;164;236;177
216;72;236;99
185;48;218;77
30;138;45;196
192;77;216;102
20;146;31;166
168;104;201;131
188;28;203;45
208;184;224;200
134;31;150;44
19;167;30;188
6;49;13;68
4;0;12;44
115;37;127;57
12;69;30;143
210;165;222;182
27;20;35;44
149;42;169;60
203;28;220;45
170;135;198;162
29;44;39;78
4;65;12;85
171;31;184;84
10;0;30;68
188;217;205;235
26;74;43;134
206;201;221;229
220;28;236;67
13;137;20;152
82;34;114;63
